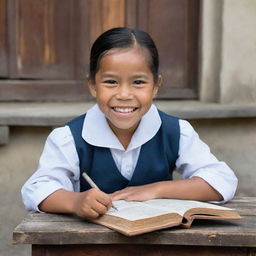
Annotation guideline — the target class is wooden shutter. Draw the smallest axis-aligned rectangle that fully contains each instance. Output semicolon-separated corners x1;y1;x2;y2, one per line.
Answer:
0;0;8;77
140;0;199;99
0;0;199;101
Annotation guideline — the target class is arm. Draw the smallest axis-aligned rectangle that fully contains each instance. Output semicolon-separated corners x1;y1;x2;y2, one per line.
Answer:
111;120;237;202
111;177;222;202
21;126;112;218
39;188;112;218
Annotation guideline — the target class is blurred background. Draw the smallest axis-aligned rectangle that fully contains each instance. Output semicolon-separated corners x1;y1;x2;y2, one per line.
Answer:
0;0;255;255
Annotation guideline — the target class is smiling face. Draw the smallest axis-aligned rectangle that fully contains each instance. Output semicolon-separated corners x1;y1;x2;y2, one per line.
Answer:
88;47;161;138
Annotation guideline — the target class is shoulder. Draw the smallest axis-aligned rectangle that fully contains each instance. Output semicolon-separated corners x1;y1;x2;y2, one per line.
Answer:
157;109;179;121
178;119;198;138
157;110;180;133
156;109;197;136
65;114;87;140
66;113;86;126
156;110;180;153
47;126;74;147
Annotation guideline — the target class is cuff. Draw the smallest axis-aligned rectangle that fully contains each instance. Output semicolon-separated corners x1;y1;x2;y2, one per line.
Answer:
191;170;238;204
22;181;66;213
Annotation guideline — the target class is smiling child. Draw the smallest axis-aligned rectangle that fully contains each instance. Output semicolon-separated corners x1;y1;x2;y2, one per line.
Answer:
21;27;238;218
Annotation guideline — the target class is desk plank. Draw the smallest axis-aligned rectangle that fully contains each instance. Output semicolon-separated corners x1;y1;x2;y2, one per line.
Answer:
13;197;256;247
226;197;256;215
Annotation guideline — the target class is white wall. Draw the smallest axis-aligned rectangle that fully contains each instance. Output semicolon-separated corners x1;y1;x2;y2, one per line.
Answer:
221;0;256;103
200;0;256;104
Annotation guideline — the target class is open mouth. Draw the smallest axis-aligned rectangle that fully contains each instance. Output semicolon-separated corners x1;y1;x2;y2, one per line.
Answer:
112;107;138;113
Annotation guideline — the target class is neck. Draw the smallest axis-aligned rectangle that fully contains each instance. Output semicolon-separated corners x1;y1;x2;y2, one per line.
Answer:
108;122;139;149
116;133;132;149
113;128;134;149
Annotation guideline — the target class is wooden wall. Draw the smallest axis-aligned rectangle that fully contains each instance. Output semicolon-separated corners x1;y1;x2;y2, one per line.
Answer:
0;0;200;101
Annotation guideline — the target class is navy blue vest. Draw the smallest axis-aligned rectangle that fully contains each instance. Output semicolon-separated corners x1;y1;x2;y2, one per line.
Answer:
66;110;180;193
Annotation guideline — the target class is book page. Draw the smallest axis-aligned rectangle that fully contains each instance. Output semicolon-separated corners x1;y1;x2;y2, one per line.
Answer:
107;200;172;221
144;199;232;215
107;199;232;221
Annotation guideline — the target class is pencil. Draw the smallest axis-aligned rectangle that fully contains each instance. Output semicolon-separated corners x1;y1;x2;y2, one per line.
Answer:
82;172;118;211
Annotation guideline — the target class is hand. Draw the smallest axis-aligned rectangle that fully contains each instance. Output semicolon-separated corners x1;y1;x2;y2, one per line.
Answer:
73;188;112;218
111;184;159;202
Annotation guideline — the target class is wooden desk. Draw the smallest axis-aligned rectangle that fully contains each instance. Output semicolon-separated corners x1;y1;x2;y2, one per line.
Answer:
13;197;256;256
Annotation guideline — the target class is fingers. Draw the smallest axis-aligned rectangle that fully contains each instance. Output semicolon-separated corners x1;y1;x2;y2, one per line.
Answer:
85;203;108;219
111;184;157;202
111;187;139;201
75;188;112;218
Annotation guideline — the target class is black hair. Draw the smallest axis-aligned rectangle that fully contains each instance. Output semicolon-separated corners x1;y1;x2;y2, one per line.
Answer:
89;27;159;82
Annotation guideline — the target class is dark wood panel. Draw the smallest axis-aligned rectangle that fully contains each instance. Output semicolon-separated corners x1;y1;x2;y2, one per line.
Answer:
0;0;200;101
6;0;17;78
186;0;200;98
89;0;126;45
0;0;7;76
0;80;91;101
12;0;76;79
137;0;148;31
149;0;187;88
32;244;252;256
88;0;102;46
0;81;196;101
73;0;90;80
138;0;200;99
125;0;137;28
102;0;125;31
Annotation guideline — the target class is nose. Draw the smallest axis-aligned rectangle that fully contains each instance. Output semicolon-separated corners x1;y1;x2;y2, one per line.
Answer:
116;85;132;100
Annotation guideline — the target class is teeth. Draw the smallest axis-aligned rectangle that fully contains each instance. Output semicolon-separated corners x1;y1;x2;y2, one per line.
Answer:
113;107;136;113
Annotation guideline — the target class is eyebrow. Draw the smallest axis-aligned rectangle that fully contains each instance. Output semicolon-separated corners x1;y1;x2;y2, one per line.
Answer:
100;73;149;79
100;73;117;79
132;74;149;79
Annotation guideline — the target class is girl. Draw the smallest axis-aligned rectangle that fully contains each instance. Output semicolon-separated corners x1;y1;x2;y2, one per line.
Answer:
22;27;238;219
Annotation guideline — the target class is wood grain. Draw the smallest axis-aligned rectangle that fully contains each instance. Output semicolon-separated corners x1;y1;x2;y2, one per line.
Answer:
0;0;7;76
13;197;256;247
1;0;200;101
0;80;90;101
15;0;75;79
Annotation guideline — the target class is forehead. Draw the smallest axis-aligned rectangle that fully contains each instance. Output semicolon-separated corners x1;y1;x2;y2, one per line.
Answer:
98;48;151;72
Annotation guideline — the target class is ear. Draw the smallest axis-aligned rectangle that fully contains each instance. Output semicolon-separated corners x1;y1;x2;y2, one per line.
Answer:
87;74;97;98
153;74;162;98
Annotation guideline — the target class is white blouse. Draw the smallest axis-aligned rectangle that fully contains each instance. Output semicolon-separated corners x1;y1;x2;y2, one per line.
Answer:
21;104;238;212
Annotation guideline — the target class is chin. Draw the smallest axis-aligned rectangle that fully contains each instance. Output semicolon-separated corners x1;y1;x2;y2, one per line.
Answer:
111;121;139;132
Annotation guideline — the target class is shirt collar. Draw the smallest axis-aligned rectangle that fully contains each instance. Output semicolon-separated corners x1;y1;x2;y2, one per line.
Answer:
82;104;162;151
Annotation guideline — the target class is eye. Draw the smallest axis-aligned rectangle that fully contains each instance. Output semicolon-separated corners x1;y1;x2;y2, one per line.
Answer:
133;80;146;85
103;79;117;84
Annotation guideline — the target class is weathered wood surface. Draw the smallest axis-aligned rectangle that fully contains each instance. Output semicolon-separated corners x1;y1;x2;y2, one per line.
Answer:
13;197;256;247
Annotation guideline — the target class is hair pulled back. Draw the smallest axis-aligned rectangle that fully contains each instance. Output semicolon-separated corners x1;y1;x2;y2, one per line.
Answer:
89;27;159;82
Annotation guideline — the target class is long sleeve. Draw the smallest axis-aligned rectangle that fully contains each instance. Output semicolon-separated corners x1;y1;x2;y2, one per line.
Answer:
21;114;238;212
176;120;238;203
21;126;80;212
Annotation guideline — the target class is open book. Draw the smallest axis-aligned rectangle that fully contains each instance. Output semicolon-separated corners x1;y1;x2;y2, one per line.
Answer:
91;199;242;236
